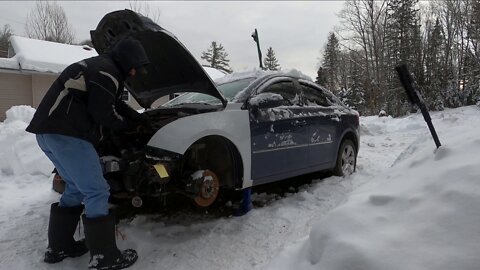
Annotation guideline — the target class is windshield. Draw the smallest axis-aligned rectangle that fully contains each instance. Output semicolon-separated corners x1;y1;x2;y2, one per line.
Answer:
164;77;255;106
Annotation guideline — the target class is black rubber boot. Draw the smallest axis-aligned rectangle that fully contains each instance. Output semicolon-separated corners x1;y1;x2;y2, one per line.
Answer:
82;212;138;270
44;202;88;263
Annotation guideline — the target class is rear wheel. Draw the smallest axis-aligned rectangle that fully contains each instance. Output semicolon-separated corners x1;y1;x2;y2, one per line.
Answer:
333;139;356;176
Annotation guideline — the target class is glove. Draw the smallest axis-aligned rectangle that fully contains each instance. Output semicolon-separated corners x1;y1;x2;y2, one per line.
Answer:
135;123;153;134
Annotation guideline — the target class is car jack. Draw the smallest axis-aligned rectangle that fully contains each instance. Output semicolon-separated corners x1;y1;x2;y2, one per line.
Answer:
234;188;253;216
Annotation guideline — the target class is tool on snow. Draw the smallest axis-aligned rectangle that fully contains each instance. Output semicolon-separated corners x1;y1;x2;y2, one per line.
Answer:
396;64;442;149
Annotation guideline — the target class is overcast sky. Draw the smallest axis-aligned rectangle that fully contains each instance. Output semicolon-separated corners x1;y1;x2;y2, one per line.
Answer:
0;1;345;79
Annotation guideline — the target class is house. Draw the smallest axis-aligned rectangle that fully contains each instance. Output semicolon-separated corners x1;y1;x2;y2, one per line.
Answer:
0;36;225;121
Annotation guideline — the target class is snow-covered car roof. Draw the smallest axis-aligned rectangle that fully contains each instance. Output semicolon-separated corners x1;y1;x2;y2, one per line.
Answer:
214;68;313;85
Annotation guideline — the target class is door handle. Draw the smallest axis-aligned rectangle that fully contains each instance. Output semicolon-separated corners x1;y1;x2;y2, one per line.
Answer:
329;116;340;122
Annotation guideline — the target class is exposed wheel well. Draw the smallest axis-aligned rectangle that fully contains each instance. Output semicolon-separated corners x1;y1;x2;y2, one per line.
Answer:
181;136;244;189
341;131;358;153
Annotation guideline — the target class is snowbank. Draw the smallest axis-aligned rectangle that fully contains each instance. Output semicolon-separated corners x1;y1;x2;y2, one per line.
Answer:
2;103;480;270
0;106;52;176
267;106;480;270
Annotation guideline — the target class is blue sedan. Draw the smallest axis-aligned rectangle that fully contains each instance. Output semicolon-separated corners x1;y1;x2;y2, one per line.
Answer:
60;9;360;208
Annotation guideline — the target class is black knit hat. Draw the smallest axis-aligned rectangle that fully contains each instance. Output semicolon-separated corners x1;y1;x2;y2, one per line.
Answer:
110;38;149;77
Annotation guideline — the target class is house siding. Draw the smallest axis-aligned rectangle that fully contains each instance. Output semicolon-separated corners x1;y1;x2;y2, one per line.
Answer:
32;74;56;108
0;73;32;121
0;70;171;121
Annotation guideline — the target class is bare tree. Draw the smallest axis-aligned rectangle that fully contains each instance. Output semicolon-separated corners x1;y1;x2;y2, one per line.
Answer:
338;0;388;114
129;0;161;23
0;24;13;57
25;1;75;44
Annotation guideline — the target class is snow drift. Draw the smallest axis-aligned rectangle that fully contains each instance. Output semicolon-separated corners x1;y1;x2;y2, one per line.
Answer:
1;105;480;270
0;106;52;176
267;105;480;270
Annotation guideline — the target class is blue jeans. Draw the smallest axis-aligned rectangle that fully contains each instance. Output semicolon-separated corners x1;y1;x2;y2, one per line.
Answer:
36;134;110;218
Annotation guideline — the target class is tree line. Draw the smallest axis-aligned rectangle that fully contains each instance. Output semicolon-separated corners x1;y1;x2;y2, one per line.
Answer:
318;0;480;116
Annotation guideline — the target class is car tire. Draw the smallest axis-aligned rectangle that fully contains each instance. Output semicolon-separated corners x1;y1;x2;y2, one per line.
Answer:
333;139;356;176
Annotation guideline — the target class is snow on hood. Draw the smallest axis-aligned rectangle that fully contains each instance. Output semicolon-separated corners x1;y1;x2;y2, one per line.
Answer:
267;105;480;270
8;35;98;73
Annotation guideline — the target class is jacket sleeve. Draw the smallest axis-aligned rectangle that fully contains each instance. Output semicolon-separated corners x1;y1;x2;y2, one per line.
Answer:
86;71;132;131
115;99;143;123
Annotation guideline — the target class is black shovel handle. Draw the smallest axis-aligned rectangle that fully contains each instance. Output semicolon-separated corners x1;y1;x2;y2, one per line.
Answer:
396;64;442;149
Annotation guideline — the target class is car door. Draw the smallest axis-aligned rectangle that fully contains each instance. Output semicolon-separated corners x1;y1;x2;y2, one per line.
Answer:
249;79;309;184
300;83;340;169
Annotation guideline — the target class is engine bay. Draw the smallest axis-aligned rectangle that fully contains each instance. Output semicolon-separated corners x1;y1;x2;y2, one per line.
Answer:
96;105;222;203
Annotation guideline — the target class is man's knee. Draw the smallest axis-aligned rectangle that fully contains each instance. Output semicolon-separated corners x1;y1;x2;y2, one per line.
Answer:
84;191;110;218
59;193;84;207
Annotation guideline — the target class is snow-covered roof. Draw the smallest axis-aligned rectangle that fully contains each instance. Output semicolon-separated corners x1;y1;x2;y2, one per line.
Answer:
0;36;226;79
0;57;19;70
1;35;98;73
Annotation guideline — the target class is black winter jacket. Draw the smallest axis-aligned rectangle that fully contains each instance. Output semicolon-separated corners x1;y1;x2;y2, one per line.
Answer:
26;39;149;145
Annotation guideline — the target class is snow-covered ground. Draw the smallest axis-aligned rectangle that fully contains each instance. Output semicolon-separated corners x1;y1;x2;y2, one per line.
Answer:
0;105;479;270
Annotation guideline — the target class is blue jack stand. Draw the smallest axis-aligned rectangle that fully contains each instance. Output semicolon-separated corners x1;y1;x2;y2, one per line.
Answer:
234;187;253;216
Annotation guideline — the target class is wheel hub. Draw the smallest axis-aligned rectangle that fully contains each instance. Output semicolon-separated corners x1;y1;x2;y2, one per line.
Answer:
193;170;220;207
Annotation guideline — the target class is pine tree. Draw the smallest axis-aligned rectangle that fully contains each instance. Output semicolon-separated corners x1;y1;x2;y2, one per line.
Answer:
315;66;328;86
338;52;366;114
322;32;341;93
384;0;420;116
464;0;480;105
263;47;280;71
424;18;445;110
201;41;233;73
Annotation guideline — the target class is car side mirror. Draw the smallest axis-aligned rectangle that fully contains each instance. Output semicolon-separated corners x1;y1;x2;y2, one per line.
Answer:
248;92;286;109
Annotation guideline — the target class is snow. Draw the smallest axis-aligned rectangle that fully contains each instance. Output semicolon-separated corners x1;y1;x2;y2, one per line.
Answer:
0;36;227;79
249;92;284;106
203;66;226;80
0;57;19;70
1;104;480;270
216;68;312;86
7;36;98;73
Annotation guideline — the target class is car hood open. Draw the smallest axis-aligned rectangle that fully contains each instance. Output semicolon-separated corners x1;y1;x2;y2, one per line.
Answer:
90;9;227;108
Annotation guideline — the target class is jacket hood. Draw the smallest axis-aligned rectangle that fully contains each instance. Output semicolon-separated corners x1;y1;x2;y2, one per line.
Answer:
110;38;149;77
90;9;227;109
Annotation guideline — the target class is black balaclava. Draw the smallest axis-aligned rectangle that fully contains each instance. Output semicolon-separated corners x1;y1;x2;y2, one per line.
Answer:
110;38;149;77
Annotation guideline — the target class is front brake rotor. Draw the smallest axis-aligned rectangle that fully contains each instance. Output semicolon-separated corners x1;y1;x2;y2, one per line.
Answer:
193;170;220;207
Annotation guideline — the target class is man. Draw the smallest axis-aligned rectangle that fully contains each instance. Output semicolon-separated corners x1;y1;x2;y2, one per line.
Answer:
26;37;149;270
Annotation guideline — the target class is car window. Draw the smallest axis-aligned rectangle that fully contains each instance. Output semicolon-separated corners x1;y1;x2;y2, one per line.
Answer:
258;81;301;106
301;84;336;107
